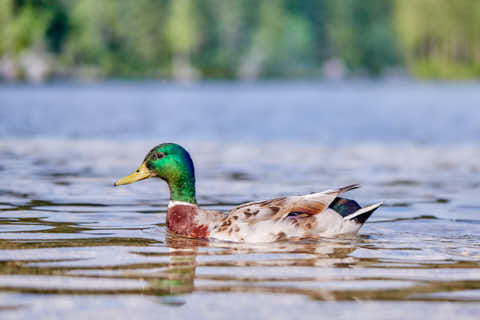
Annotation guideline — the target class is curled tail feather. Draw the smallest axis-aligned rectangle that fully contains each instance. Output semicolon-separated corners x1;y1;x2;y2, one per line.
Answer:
325;184;361;195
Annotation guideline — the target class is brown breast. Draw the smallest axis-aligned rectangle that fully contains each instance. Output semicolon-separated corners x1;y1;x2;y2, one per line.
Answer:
167;205;209;239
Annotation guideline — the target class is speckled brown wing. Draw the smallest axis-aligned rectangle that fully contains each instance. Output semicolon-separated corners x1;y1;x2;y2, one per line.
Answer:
225;184;361;226
225;196;326;224
226;197;289;222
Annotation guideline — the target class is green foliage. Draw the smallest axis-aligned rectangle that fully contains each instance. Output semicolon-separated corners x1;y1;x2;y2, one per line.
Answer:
0;0;478;79
0;0;69;57
0;0;51;56
166;0;200;55
194;0;249;77
0;0;14;55
64;0;124;75
395;0;480;78
11;5;51;54
248;0;315;76
327;0;398;75
45;1;69;54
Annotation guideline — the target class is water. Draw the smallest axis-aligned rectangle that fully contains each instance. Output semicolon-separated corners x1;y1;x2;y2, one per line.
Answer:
1;81;480;319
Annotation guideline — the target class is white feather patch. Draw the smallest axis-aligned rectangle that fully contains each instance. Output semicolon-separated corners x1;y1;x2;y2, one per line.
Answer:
343;202;383;221
168;201;196;208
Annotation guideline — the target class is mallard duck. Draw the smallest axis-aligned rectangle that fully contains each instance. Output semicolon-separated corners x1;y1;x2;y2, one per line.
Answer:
114;143;382;242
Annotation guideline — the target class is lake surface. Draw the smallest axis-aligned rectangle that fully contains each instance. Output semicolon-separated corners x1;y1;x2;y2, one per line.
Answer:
1;81;480;319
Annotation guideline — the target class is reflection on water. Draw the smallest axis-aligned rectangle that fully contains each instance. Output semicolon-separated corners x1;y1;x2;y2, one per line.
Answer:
1;82;480;318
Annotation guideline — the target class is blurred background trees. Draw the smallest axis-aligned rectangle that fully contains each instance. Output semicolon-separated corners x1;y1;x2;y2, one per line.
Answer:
0;0;479;81
395;0;480;78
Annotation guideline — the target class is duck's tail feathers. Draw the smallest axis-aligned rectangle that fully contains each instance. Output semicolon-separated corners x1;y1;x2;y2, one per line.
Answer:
343;202;383;224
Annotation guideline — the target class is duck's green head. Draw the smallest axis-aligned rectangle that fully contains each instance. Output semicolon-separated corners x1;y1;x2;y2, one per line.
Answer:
114;143;196;203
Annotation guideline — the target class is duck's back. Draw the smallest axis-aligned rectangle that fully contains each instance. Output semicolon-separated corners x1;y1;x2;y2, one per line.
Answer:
208;184;381;242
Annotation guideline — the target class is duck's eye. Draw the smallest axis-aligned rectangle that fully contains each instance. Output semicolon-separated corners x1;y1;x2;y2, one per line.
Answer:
152;152;165;161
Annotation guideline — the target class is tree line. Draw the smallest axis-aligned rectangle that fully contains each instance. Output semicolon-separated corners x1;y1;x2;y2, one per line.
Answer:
0;0;478;81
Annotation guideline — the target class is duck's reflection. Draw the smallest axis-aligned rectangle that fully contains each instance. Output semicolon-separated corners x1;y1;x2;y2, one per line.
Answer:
149;233;360;300
149;233;208;297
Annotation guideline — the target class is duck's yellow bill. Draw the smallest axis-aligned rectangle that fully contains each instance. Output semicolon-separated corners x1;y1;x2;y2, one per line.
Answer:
114;162;153;186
